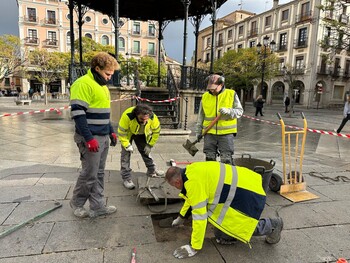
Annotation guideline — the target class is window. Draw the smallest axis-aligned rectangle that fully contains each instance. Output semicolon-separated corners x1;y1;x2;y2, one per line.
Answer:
27;8;36;22
298;27;307;47
250;40;256;48
301;2;310;17
4;78;10;86
251;21;257;35
324;27;331;46
334;57;341;75
102;18;109;25
265;16;271;27
85;33;92;39
238;25;244;35
66;13;71;20
345;60;350;76
227;29;232;39
148;42;155;55
206;37;211;47
205;53;210;63
48;31;56;44
133;41;140;54
295;56;304;70
237;44;243;49
47;10;56;24
66;31;71;45
217;33;223;46
217;50;222;59
101;35;109;45
279;58;285;71
279;33;287;50
85;16;91;23
118;37;125;50
281;9;289;21
333;85;344;100
148;23;155;37
320;56;327;73
133;22;141;35
28;29;37;43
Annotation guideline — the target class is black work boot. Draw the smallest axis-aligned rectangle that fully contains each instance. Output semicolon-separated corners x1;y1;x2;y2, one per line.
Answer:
265;217;283;244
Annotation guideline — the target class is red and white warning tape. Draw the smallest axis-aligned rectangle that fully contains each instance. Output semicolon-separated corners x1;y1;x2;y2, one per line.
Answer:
244;115;350;139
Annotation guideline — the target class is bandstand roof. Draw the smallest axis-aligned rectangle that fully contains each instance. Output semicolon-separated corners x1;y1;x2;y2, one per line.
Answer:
72;0;227;21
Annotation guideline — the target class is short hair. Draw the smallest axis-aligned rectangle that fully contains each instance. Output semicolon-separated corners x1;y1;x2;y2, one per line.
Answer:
133;104;153;116
91;52;120;71
165;166;182;183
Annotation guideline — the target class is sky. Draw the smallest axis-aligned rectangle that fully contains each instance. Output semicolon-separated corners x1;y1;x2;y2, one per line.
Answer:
1;0;291;62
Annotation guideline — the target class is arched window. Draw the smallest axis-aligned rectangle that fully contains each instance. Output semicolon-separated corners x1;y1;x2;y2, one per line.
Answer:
118;37;125;51
85;33;92;39
101;35;109;45
66;31;71;45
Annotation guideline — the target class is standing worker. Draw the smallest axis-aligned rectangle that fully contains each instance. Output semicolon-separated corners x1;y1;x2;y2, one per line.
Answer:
195;73;243;164
117;104;162;189
165;162;283;259
334;95;350;134
70;52;119;218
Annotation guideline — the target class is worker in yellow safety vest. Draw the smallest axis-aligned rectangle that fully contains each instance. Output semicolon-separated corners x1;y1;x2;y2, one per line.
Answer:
165;162;283;259
195;73;243;165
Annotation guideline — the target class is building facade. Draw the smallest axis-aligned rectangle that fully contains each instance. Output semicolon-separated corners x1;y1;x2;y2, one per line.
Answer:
17;0;159;95
197;0;350;108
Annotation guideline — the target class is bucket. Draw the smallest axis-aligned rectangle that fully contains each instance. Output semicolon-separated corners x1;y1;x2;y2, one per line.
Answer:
234;154;275;193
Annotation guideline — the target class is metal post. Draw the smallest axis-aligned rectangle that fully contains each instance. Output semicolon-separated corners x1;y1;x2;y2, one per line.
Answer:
157;20;163;87
210;0;217;73
126;53;130;86
78;3;83;66
260;46;266;97
184;97;188;130
114;0;120;86
68;0;75;84
181;0;190;90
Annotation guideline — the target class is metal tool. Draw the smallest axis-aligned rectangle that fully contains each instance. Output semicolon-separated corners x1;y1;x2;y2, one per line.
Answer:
0;201;62;239
167;159;193;166
182;113;221;156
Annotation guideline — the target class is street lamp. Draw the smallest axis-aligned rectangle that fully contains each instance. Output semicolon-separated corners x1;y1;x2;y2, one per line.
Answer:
257;35;276;98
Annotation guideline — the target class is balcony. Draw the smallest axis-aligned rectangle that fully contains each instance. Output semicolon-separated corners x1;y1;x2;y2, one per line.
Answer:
42;39;58;47
295;10;313;24
293;38;308;49
317;66;330;75
247;28;258;38
131;30;142;36
330;68;343;78
276;42;288;52
24;37;39;45
42;18;58;26
22;16;38;24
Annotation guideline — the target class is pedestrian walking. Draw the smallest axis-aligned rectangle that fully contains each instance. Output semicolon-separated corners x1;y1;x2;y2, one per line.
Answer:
284;96;290;113
195;73;243;164
69;52;119;218
117;104;163;189
254;94;264;116
166;162;283;259
334;95;350;133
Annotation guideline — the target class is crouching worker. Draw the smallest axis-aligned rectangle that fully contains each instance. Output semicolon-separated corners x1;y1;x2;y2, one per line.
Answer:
118;104;163;189
165;162;283;259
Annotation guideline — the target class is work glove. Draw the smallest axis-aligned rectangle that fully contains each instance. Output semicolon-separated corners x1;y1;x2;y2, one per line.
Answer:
196;134;202;143
144;144;152;156
172;216;185;227
86;138;99;152
125;144;134;153
219;107;231;116
110;133;117;146
173;245;197;259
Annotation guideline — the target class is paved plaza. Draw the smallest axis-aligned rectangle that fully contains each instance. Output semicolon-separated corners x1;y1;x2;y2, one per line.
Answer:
0;97;349;263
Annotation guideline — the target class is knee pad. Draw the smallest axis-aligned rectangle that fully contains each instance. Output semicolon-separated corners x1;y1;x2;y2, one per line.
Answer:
205;152;217;161
220;153;233;165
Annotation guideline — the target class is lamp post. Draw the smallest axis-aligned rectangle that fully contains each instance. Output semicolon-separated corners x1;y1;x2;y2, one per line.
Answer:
257;35;275;99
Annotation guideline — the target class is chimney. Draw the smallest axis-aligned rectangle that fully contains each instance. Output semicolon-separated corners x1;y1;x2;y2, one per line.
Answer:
273;0;279;8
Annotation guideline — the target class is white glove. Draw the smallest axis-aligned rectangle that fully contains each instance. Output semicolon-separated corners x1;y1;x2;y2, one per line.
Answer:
144;144;152;156
172;216;185;227
125;144;134;153
173;244;197;259
219;107;231;116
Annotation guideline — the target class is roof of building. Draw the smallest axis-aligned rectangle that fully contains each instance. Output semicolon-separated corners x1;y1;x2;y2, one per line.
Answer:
72;0;227;22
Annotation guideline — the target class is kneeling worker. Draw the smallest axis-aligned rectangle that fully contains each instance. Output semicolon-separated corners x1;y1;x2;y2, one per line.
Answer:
165;162;283;259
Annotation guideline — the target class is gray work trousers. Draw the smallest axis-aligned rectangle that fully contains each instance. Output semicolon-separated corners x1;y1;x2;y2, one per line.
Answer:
120;134;156;180
214;218;273;240
203;133;234;164
71;133;109;211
